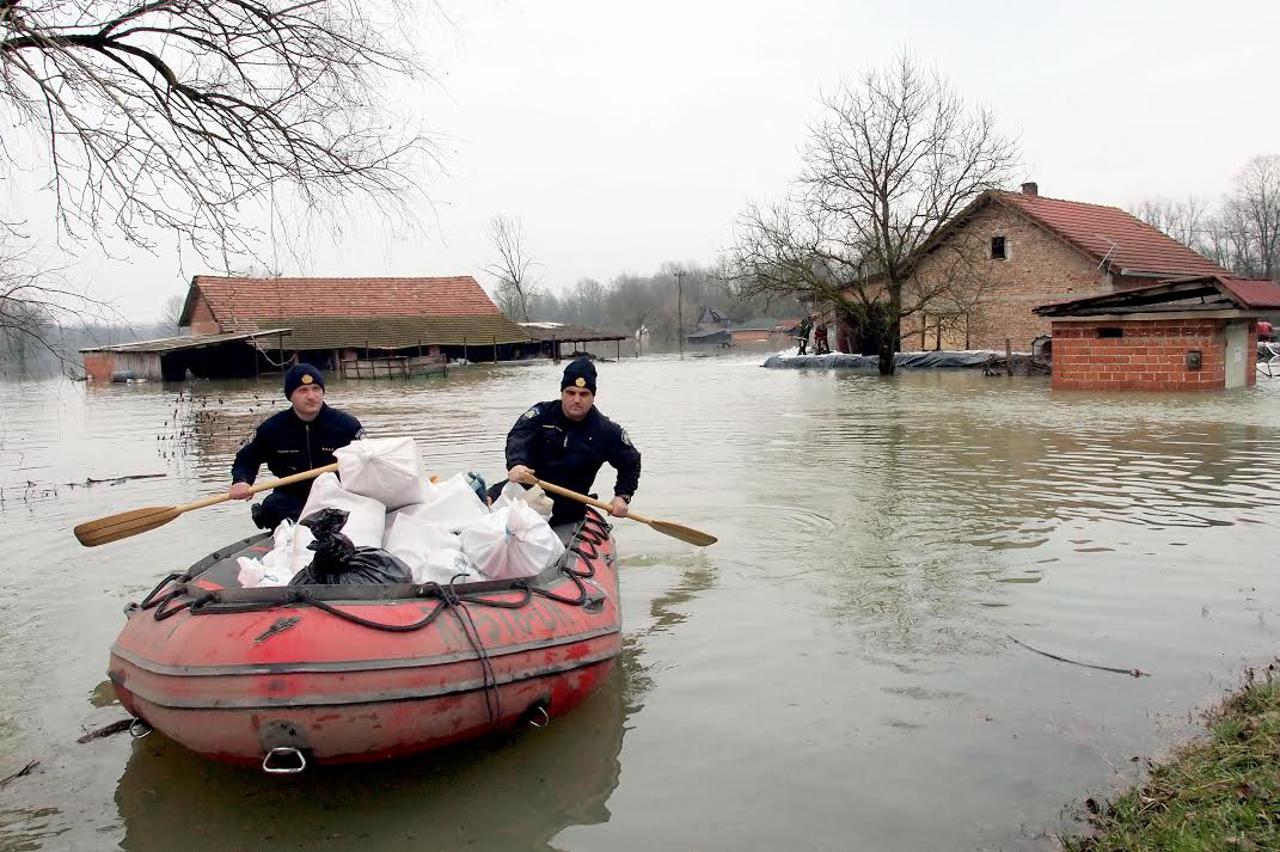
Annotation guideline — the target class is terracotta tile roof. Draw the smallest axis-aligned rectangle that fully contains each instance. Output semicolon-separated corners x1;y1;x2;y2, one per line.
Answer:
994;191;1230;277
186;275;503;326
244;315;530;350
1204;276;1280;309
1034;274;1280;316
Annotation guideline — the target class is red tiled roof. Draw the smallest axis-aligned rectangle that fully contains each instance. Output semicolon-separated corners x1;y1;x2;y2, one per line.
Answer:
994;192;1230;277
184;276;502;327
1211;276;1280;309
1034;274;1280;316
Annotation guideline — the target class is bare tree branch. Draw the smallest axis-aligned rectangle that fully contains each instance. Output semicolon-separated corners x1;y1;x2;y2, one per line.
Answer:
1;0;438;262
484;214;539;322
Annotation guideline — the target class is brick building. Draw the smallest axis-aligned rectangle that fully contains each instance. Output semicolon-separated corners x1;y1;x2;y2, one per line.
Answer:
1033;274;1280;391
891;183;1230;352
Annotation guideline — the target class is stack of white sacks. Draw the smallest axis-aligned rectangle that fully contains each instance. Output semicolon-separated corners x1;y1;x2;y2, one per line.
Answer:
237;437;563;588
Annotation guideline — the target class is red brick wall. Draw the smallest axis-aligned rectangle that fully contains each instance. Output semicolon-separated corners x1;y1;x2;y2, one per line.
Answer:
187;295;220;335
1050;319;1229;391
902;203;1113;351
82;352;116;383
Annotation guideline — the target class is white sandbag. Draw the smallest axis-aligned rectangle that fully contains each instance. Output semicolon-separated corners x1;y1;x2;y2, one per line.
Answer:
490;481;554;519
298;472;385;548
334;437;431;510
382;511;462;583
460;500;565;580
419;547;482;585
395;473;488;531
237;519;305;588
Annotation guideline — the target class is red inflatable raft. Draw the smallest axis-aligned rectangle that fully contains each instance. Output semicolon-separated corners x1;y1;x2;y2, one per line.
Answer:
108;509;620;772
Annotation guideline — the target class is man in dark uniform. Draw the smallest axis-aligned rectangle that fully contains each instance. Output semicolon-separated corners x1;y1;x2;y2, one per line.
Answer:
497;358;641;526
229;363;365;529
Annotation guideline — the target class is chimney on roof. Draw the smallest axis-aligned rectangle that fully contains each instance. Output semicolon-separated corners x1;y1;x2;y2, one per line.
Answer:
1021;181;1039;197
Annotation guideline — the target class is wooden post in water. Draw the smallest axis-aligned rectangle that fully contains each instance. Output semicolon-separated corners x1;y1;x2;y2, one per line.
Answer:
1005;338;1013;376
463;336;468;363
492;336;497;364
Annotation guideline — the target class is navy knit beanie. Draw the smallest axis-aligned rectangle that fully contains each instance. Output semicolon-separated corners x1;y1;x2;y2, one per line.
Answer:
284;364;325;398
561;357;597;393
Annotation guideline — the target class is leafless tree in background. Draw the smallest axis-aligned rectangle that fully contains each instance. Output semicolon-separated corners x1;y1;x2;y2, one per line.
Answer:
730;52;1018;374
0;0;435;261
1132;155;1280;282
0;225;111;372
160;293;185;335
1130;196;1209;248
485;215;540;322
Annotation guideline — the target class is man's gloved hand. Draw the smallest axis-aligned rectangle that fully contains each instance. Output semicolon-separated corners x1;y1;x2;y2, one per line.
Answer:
508;465;536;485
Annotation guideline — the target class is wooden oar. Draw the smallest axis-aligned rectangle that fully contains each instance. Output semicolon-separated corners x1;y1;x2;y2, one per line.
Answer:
73;463;339;547
532;478;717;547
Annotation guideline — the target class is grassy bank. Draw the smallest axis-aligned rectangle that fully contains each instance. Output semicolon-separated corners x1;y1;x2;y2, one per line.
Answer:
1063;667;1280;851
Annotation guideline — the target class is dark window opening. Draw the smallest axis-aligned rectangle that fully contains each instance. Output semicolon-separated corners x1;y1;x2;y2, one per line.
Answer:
990;236;1006;260
1097;327;1124;339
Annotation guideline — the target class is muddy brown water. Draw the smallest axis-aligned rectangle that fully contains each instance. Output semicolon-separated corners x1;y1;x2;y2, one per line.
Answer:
3;353;1280;851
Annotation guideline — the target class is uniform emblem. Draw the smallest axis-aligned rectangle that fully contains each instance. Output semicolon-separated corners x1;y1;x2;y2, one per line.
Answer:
301;374;314;385
522;406;540;420
620;429;632;447
574;377;586;388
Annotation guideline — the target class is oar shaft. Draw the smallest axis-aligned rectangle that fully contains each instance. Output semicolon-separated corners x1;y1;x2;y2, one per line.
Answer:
532;478;651;523
177;462;339;513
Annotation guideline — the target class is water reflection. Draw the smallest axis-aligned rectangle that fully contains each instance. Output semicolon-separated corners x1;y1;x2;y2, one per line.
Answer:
115;667;628;852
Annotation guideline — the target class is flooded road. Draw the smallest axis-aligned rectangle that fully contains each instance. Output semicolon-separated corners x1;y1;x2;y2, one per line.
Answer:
3;353;1280;851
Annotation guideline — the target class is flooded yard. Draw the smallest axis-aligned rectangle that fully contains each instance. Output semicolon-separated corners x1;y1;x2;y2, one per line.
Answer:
2;353;1279;850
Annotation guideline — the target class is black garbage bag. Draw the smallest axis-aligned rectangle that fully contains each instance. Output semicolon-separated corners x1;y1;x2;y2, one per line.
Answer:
289;507;412;586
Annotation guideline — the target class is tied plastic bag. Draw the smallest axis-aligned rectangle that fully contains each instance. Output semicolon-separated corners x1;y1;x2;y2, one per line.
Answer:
298;472;385;548
490;481;554;519
460;500;565;580
420;548;482;585
383;511;463;584
394;473;488;531
289;508;412;586
334;437;431;510
236;519;302;588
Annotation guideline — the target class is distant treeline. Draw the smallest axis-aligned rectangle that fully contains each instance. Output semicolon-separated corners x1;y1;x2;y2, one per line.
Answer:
519;262;804;343
0;319;177;377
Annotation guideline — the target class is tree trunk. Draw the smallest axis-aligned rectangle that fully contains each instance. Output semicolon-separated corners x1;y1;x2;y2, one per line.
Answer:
878;286;902;375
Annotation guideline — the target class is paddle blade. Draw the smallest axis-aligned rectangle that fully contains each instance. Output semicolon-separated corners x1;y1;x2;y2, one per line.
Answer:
74;506;181;547
645;519;718;547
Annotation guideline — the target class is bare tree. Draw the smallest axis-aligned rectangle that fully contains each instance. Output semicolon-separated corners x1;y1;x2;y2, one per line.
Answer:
0;230;111;373
1;0;435;260
1232;154;1280;281
160;293;185;335
1130;196;1209;249
730;52;1018;374
485;215;540;322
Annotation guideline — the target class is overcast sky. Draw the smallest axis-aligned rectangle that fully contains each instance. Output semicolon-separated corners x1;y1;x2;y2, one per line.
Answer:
14;0;1280;321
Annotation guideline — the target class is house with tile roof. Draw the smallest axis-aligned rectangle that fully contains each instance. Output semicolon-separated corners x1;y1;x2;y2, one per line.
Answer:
891;182;1233;353
179;275;532;369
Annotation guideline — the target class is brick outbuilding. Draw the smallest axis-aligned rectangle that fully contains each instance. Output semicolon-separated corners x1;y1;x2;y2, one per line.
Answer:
1034;275;1280;391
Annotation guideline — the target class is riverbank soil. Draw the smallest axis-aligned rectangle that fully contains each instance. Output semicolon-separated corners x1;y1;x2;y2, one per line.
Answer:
1064;667;1280;851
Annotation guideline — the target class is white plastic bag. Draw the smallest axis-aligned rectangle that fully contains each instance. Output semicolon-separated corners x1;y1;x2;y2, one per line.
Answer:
298;472;386;548
417;547;482;585
490;481;554;519
394;473;488;531
334;437;430;510
460;501;565;580
237;519;305;588
383;511;462;583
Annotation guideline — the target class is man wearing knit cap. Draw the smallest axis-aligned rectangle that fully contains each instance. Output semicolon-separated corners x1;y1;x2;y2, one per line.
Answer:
499;357;641;526
229;363;365;529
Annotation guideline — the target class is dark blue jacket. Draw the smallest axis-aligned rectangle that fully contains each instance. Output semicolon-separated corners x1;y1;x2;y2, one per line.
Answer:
505;401;640;524
231;404;364;516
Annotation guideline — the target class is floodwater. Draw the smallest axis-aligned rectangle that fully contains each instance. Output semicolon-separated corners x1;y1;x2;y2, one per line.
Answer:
3;352;1280;851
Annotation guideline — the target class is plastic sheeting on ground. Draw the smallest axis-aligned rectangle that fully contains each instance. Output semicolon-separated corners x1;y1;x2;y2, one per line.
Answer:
762;349;1012;370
